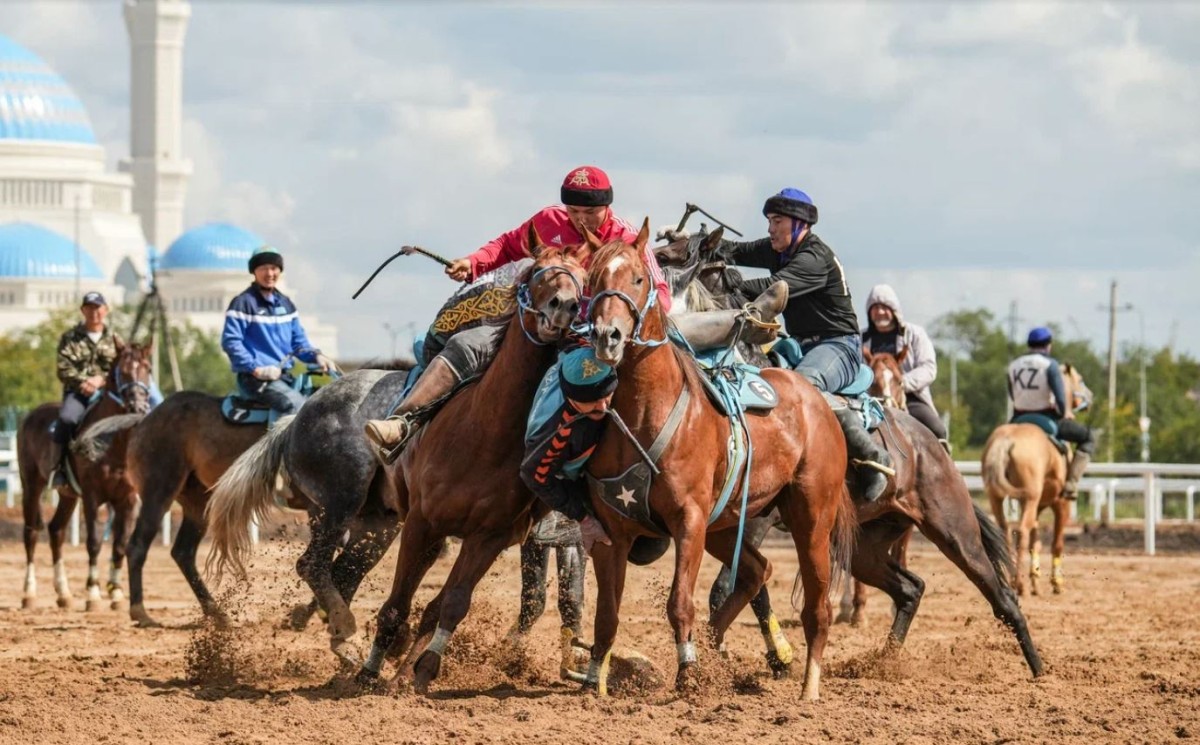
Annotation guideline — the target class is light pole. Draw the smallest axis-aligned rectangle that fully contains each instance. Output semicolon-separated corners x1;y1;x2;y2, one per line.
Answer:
1132;307;1149;463
1098;281;1133;462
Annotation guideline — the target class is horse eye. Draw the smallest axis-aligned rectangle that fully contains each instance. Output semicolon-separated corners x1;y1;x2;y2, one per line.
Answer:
634;275;644;286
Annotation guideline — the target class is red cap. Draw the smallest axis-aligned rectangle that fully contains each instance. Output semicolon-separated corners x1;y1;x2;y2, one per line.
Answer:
560;166;613;207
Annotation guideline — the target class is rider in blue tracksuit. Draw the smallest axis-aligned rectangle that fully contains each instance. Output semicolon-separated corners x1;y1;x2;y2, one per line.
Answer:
220;245;336;416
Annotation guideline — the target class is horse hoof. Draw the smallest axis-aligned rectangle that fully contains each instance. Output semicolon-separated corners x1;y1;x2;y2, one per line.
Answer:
56;596;72;610
130;604;161;629
412;651;442;695
1052;582;1064;595
353;667;388;693
833;610;853;625
286;603;316;631
111;597;129;612
850;612;867;629
766;651;792;679
21;596;36;610
674;662;700;694
85;598;105;613
331;638;363;667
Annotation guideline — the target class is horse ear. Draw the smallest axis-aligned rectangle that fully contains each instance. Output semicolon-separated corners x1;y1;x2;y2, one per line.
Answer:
861;345;873;364
634;217;650;251
569;242;592;269
526;221;545;256
895;346;908;364
583;227;605;252
702;226;725;256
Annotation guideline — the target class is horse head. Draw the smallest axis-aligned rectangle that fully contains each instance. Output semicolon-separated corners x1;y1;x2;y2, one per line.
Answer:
586;218;660;366
1061;362;1092;419
521;222;588;343
864;346;907;410
109;340;154;415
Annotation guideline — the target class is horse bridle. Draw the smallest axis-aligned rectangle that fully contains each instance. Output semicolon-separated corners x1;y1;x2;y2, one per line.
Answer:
516;265;584;346
111;356;152;411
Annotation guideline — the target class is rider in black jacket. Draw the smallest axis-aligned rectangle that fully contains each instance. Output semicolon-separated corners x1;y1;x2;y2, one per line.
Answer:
720;188;893;501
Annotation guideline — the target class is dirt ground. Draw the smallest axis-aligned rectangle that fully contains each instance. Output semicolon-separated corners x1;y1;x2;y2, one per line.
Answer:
1;516;1198;745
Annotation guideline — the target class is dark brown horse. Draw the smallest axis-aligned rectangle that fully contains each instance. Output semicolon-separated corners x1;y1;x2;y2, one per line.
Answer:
585;221;855;701
836;348;913;626
355;239;588;693
123;366;326;627
18;342;153;610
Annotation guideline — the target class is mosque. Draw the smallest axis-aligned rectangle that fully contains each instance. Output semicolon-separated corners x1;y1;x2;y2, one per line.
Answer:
0;0;337;354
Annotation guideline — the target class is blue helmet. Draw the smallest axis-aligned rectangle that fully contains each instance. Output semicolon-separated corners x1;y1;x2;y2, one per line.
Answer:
762;188;818;225
1027;326;1053;347
559;346;617;402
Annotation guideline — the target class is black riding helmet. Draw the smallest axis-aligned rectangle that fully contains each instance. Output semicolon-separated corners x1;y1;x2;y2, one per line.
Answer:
762;187;819;225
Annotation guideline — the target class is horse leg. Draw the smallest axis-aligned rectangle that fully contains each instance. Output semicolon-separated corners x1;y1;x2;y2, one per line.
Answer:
1028;506;1044;597
107;501;136;609
778;484;837;702
1050;498;1068;594
554;542;589;681
708;514;772;619
666;511;708;693
514;539;550;637
412;531;511;695
319;513;403;656
295;510;353;644
356;516;443;686
851;519;924;646
21;478;46;609
919;500;1046;677
47;494;79;609
703;527;791;677
127;465;186;628
586;535;633;696
1015;496;1040;598
171;512;225;624
82;497;105;612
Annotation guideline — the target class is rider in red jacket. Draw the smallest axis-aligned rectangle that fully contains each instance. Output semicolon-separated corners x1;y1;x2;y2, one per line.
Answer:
365;166;670;459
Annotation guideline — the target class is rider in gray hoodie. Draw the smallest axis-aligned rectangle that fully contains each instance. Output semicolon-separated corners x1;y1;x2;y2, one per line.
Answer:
861;284;949;447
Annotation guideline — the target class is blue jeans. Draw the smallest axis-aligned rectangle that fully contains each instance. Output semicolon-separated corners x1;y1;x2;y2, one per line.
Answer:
796;334;862;394
237;373;306;416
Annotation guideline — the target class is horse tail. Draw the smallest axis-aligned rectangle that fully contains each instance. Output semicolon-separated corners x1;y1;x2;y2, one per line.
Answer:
974;502;1016;586
204;414;297;583
981;433;1017;499
791;485;859;612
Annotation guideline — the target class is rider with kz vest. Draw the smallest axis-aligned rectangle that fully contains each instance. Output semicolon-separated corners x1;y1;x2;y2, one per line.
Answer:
861;283;950;450
221;246;337;416
362;165;674;458
719;188;894;502
1008;327;1096;500
49;291;121;487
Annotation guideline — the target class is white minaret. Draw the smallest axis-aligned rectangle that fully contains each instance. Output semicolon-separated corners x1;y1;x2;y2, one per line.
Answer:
121;0;193;251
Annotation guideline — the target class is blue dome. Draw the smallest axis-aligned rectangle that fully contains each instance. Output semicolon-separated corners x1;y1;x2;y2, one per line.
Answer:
160;223;267;272
0;222;103;279
0;34;96;144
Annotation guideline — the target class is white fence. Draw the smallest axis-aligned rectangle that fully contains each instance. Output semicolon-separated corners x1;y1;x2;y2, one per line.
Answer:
2;432;1196;556
958;461;1200;556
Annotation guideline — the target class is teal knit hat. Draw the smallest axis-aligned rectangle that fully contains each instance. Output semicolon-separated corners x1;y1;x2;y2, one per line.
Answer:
559;346;618;402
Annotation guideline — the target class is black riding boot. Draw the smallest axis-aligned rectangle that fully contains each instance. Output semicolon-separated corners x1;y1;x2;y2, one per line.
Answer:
834;406;893;502
48;427;69;488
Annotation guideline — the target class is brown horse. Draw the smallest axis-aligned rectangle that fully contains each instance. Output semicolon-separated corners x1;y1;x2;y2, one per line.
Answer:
354;238;588;693
585;221;855;701
981;364;1089;596
835;348;914;626
123;365;327;627
18;342;153;610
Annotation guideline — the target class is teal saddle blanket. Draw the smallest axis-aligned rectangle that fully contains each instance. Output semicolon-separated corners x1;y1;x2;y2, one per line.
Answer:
1012;412;1069;454
763;336;884;431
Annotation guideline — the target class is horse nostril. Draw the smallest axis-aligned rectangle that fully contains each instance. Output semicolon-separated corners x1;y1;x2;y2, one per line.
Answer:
549;296;561;309
606;327;621;345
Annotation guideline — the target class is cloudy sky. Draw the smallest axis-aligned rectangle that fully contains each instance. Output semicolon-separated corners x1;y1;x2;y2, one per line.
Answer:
2;1;1197;358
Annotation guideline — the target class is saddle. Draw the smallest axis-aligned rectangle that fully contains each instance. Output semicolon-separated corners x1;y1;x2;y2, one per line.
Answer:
1012;412;1069;455
221;372;315;426
46;391;104;495
768;336;885;431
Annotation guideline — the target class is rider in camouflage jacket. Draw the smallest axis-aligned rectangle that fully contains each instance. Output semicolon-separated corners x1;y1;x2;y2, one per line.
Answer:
56;323;121;395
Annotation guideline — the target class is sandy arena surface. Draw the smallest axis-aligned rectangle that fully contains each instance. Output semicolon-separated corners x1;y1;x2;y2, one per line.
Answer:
1;513;1198;745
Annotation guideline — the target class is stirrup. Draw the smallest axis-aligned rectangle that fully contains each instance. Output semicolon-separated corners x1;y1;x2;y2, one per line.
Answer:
851;458;897;478
371;417;419;466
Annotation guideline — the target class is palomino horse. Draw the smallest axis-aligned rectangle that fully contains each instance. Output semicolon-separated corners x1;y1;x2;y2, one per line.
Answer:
123;365;331;627
656;228;1044;679
18;342;153;610
835;348;914;627
981;364;1089;596
354;238;589;693
206;367;409;661
586;221;855;701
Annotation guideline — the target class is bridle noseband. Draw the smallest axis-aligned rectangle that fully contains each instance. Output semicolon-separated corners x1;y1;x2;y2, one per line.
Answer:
588;271;668;349
516;264;584;346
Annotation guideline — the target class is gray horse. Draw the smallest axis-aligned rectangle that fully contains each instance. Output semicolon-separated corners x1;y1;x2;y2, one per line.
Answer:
207;368;409;660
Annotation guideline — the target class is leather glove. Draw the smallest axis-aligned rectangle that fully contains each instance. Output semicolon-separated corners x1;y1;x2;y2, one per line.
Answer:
315;353;338;374
253;365;282;381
